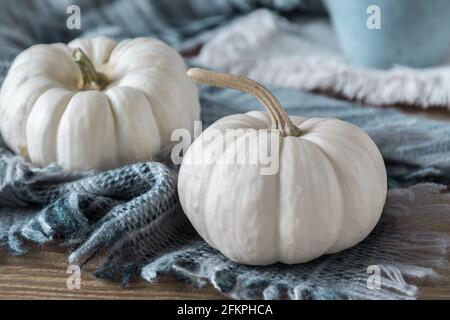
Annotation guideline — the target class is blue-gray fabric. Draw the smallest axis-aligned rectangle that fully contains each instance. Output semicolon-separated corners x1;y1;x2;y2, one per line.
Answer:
0;0;449;299
0;0;324;81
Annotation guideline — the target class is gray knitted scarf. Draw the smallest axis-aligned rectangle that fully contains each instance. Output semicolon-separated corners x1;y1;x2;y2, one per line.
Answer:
1;0;450;300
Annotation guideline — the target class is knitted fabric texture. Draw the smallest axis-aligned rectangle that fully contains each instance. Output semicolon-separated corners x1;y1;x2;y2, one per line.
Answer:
1;0;450;300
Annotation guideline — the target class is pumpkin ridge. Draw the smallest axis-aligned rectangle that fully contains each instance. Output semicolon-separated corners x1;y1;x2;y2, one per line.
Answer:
53;92;76;166
304;129;385;183
103;91;120;163
199;157;220;249
5;78;59;156
104;86;161;164
304;118;383;167
56;91;118;171
116;71;189;140
293;117;331;132
119;85;168;147
216;130;248;259
95;37;118;66
27;88;75;166
108;40;185;78
295;137;346;254
223;129;280;263
10;44;76;79
279;137;345;263
303;132;384;251
212;113;270;132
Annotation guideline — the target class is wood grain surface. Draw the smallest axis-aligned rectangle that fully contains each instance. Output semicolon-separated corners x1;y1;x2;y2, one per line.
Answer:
1;105;450;300
0;244;226;300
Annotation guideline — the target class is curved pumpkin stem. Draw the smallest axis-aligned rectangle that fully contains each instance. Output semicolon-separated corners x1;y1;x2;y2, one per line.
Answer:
72;48;109;91
187;68;302;137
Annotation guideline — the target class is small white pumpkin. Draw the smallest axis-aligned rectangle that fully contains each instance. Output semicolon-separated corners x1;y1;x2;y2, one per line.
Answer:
178;68;387;265
0;36;200;171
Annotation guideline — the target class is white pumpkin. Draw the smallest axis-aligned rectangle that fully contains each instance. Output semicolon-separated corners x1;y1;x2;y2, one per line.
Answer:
178;68;387;265
0;36;200;171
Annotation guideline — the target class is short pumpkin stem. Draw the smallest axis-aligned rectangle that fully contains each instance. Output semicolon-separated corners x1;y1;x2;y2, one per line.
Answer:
187;68;302;137
72;48;109;91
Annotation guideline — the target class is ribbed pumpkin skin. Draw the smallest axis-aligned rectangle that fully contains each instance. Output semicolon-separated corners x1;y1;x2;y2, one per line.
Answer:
0;36;200;171
178;111;387;265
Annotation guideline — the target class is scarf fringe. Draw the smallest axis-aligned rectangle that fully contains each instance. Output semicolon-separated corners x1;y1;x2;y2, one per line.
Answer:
141;183;450;300
195;9;450;109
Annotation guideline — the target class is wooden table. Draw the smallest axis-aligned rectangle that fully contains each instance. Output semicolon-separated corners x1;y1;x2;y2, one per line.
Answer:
1;105;450;300
0;245;226;299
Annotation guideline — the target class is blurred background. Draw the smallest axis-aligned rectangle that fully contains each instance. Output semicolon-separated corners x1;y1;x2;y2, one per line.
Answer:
2;0;450;111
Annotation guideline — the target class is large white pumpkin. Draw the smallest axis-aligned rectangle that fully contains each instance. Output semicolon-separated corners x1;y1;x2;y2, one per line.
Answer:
178;68;387;265
0;37;200;171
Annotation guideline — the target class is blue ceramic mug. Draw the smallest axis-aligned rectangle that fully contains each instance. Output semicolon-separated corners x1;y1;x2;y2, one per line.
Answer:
323;0;450;69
